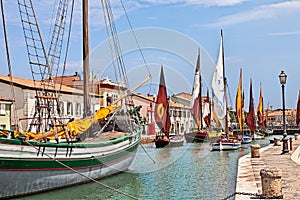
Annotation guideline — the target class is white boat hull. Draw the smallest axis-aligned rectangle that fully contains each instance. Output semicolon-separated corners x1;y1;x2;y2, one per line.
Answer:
0;129;141;199
211;139;241;151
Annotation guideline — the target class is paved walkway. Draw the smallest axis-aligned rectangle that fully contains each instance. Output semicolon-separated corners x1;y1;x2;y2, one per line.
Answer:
236;135;300;200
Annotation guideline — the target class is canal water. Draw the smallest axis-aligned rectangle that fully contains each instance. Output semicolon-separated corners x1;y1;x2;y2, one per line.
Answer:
18;136;273;200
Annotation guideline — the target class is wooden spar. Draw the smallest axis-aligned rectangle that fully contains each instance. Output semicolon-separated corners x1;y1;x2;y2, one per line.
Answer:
83;0;91;117
112;75;152;105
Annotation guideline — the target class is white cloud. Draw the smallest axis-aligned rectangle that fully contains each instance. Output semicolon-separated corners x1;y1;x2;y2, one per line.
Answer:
268;31;300;36
205;1;300;27
140;0;249;7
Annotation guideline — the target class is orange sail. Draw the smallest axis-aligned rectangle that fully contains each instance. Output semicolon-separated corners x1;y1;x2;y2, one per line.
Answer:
236;68;243;133
256;83;264;129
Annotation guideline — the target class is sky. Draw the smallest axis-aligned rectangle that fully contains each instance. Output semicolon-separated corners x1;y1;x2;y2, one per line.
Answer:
0;0;299;110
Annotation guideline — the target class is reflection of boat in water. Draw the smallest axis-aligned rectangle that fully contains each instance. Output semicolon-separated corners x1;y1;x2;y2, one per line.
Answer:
0;1;144;199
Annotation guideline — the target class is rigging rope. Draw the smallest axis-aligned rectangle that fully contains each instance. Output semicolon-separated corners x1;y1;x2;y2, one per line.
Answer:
24;141;139;200
0;0;22;132
120;0;152;78
58;0;75;96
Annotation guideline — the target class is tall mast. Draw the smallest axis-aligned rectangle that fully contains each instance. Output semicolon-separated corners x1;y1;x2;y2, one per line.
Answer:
83;0;90;117
221;30;228;134
199;48;203;130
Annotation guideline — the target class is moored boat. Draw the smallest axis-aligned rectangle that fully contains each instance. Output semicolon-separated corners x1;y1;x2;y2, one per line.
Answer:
169;134;185;147
211;137;241;151
0;0;146;198
210;30;241;151
253;130;265;140
154;67;171;148
241;134;253;144
0;127;141;199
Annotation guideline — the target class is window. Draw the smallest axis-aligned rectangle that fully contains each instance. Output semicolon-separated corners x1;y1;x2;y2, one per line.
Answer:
67;102;73;115
76;103;81;116
59;101;64;115
0;104;5;115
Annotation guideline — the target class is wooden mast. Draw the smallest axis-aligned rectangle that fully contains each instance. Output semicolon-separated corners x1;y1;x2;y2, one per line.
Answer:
83;0;90;117
221;30;228;135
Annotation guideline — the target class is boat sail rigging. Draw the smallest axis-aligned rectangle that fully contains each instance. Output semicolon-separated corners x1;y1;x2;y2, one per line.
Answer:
211;30;241;151
0;0;145;199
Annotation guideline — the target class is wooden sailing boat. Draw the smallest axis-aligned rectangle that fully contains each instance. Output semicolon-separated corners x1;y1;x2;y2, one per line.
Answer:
0;1;144;199
211;30;241;151
154;66;171;148
236;69;252;144
184;49;207;143
245;79;256;143
254;83;265;139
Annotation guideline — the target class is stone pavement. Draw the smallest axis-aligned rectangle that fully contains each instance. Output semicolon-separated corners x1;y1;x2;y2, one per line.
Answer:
236;135;300;200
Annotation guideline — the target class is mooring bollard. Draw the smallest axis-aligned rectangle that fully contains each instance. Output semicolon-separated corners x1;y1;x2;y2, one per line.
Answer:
274;137;281;146
251;144;260;158
294;133;299;140
260;168;283;198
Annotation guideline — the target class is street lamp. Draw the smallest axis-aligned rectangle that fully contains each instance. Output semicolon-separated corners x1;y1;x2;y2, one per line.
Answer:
279;70;289;154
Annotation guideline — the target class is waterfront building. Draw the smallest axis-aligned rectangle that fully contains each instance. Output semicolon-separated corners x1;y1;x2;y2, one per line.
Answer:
0;96;13;130
266;109;297;128
0;74;104;131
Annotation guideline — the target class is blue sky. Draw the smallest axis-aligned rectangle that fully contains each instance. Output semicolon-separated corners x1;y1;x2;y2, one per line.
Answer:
0;0;299;110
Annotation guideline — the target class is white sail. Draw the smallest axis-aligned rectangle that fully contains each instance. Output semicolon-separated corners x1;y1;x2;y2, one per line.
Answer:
211;35;226;130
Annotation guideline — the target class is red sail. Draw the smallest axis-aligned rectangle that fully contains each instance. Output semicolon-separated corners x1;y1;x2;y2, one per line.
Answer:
203;90;211;128
297;91;300;126
154;66;170;137
190;49;202;129
246;79;255;132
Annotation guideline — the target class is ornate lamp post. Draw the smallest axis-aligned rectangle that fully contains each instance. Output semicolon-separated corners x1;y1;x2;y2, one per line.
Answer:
279;70;289;154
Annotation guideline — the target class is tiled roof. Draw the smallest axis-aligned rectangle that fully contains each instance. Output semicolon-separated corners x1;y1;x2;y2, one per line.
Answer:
0;74;84;94
0;96;13;102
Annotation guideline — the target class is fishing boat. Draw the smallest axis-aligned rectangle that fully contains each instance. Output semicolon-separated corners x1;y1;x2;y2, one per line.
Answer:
210;30;241;151
153;67;170;148
0;1;145;199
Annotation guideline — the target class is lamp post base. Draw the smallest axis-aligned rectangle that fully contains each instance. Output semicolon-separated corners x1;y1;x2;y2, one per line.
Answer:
282;137;289;154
